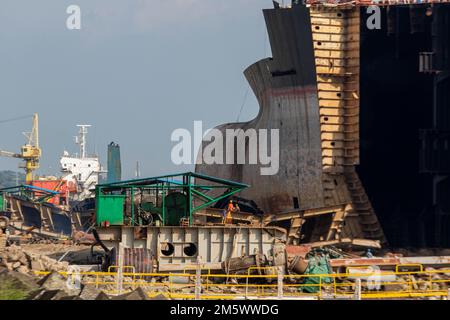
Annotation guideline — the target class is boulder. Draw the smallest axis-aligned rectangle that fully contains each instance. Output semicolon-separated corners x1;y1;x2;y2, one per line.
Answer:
30;289;58;300
383;284;405;292
112;287;149;300
0;269;40;300
418;282;431;291
26;288;47;300
32;289;72;300
79;284;101;300
37;271;67;289
37;271;82;296
19;255;29;266
17;265;30;274
0;266;7;275
431;283;441;291
4;261;14;271
95;292;111;300
7;253;22;263
30;259;45;271
410;275;419;290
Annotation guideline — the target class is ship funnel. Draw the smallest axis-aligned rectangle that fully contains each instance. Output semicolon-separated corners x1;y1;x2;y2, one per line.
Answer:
107;142;121;183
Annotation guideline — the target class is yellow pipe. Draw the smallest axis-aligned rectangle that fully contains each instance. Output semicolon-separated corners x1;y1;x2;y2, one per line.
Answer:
32;268;450;300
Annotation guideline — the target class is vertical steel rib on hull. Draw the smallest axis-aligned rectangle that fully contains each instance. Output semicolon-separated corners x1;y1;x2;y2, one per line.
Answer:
196;5;386;244
7;196;73;237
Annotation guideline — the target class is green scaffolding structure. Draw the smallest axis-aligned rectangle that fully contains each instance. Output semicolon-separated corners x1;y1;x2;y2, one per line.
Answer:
95;172;248;227
0;184;59;204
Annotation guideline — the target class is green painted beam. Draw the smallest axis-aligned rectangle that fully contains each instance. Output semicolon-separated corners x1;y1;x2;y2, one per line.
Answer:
95;172;249;227
191;188;214;202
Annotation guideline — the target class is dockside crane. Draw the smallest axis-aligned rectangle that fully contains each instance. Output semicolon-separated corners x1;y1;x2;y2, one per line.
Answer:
0;113;41;184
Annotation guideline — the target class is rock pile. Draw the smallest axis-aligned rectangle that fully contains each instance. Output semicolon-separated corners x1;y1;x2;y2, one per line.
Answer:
0;245;31;274
26;271;165;300
0;244;70;274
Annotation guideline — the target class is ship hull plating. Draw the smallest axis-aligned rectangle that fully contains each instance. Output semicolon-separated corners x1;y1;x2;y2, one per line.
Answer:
196;4;384;245
196;2;450;247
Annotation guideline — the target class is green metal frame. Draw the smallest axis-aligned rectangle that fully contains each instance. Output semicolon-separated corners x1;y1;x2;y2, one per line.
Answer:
96;172;249;226
0;192;4;211
0;184;59;204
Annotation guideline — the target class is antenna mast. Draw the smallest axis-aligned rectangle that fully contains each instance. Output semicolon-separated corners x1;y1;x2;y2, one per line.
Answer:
76;124;91;159
135;161;140;178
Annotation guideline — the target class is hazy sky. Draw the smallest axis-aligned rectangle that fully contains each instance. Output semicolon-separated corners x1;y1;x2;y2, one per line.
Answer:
0;0;273;179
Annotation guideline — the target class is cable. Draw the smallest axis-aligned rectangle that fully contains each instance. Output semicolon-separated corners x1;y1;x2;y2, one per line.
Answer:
0;114;33;125
236;87;250;122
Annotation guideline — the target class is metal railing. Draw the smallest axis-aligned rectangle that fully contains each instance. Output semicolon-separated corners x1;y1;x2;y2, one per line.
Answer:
34;264;450;300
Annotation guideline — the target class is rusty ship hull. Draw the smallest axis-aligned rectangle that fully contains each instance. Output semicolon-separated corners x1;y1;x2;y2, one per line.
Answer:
196;1;450;248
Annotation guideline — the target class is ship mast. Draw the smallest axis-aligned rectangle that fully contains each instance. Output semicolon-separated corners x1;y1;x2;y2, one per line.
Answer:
76;124;91;159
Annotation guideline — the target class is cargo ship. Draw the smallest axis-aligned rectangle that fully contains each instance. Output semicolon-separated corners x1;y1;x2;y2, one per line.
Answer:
1;125;107;237
32;125;105;205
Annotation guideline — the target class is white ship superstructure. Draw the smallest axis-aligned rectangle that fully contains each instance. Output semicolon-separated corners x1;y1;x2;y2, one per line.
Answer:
60;125;105;201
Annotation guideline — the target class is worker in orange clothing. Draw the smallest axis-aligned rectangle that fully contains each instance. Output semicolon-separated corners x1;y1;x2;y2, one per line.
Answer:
224;200;239;224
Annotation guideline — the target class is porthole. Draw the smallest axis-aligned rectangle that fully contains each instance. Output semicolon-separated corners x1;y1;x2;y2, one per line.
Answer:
160;242;175;256
183;243;197;257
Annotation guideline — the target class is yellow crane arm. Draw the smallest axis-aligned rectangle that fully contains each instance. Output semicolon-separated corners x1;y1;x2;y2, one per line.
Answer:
0;113;40;184
0;150;21;158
